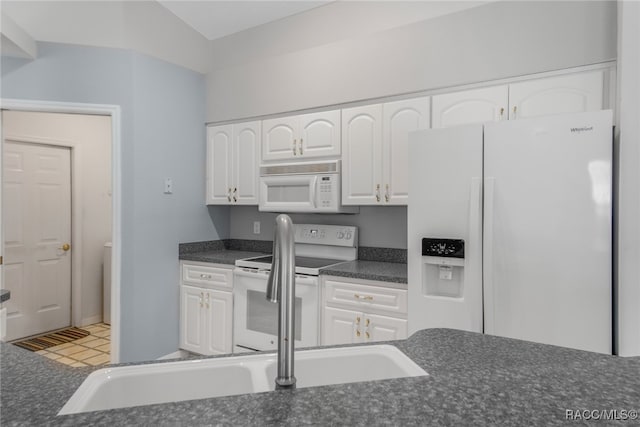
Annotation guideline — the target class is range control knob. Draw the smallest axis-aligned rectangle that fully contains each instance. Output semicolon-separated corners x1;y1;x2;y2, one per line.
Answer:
337;231;345;239
345;232;352;240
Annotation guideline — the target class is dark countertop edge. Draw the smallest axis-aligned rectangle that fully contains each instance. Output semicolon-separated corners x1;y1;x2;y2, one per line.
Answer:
177;250;408;284
3;328;640;426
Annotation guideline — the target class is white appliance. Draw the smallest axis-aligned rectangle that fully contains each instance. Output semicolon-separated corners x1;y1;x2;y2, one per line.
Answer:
234;223;358;352
259;160;358;213
408;110;613;354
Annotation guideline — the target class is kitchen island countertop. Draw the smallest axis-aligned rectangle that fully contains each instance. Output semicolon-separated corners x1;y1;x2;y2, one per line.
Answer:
2;328;639;426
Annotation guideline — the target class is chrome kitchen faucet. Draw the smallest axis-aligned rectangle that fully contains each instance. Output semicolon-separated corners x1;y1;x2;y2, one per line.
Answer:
266;214;296;389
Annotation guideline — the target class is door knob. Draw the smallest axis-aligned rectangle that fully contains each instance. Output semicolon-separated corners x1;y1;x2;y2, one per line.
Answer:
60;243;71;251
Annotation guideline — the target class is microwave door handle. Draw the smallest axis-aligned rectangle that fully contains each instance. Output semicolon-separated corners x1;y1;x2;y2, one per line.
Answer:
310;176;318;208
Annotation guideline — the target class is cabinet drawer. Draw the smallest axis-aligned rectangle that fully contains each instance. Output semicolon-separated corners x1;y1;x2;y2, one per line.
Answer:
182;263;232;290
324;279;407;316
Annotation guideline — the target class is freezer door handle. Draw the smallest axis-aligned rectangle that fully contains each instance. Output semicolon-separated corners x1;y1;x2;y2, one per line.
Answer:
483;177;496;334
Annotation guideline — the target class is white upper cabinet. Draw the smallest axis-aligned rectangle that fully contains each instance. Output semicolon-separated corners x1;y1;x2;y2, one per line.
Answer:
262;110;340;162
206;121;260;205
342;104;383;205
206;125;233;204
233;121;260;204
432;85;508;128
342;97;429;205
508;70;604;119
261;116;298;162
299;110;341;158
383;98;430;204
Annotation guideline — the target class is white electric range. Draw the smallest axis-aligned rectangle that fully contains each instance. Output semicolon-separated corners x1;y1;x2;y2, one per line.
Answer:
233;224;358;352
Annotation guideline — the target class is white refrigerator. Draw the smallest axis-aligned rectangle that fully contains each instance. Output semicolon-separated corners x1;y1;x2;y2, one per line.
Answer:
408;110;612;354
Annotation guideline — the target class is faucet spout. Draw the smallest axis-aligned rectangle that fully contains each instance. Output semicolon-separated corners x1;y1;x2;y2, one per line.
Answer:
266;214;296;389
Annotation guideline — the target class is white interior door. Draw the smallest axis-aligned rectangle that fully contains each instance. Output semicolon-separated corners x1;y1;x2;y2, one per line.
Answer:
3;141;72;340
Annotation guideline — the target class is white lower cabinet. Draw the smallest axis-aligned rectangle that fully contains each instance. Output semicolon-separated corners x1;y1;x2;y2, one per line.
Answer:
179;262;233;355
321;277;408;346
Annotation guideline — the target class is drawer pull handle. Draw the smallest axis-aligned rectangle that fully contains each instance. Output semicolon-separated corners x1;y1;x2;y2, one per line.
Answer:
354;293;373;301
356;316;361;325
200;274;212;279
365;331;370;339
366;318;370;327
356;330;361;337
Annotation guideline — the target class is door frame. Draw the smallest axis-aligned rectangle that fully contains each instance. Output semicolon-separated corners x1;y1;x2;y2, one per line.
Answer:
1;99;122;363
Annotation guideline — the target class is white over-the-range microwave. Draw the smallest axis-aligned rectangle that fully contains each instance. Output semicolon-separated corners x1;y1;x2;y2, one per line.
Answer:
259;160;358;213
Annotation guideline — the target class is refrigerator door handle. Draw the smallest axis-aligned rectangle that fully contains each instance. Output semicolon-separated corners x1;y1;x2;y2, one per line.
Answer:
483;177;496;334
469;177;483;332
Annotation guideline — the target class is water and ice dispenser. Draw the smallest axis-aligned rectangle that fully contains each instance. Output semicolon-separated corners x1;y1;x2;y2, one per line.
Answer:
421;238;465;298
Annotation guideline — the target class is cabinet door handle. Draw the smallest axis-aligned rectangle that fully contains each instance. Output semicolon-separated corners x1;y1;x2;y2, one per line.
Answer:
227;187;231;202
200;292;204;307
293;139;297;156
365;331;370;339
385;184;390;203
354;293;373;301
365;318;370;327
205;292;210;309
375;184;381;202
499;107;505;119
512;106;517;119
356;330;361;337
233;187;237;203
356;316;361;325
299;138;303;155
200;273;212;279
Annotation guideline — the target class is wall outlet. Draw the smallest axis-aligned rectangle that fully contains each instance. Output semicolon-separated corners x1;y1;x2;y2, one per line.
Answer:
253;221;261;234
164;178;173;194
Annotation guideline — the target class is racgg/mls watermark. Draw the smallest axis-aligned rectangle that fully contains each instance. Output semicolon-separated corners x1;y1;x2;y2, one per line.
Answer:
565;409;638;421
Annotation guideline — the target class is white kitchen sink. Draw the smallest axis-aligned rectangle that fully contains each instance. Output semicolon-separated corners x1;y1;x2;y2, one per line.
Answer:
58;345;427;415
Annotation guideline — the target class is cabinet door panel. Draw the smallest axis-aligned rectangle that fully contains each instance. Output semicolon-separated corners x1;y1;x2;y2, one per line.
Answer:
233;121;260;204
206;125;233;204
383;97;430;205
341;105;383;205
180;285;204;353
299;110;341;158
322;306;362;346
204;290;233;355
432;86;508;128
509;71;604;119
365;313;407;342
262;117;298;162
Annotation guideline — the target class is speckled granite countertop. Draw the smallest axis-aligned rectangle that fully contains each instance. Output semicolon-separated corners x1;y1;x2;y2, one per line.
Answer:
3;329;639;426
320;260;407;286
179;250;266;265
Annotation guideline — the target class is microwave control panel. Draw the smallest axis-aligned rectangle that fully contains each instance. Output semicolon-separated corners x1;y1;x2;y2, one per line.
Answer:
317;175;338;209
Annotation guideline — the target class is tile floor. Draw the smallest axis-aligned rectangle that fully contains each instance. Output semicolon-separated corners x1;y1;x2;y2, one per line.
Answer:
35;323;111;367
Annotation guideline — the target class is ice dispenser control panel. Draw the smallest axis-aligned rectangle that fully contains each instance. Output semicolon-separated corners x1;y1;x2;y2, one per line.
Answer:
422;238;464;258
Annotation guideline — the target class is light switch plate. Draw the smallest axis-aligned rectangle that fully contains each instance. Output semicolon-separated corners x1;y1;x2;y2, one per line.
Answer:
253;221;260;234
164;178;173;194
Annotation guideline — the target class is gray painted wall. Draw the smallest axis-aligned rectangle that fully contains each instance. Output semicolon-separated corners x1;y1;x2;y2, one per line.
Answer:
1;42;229;362
230;206;407;249
207;1;617;122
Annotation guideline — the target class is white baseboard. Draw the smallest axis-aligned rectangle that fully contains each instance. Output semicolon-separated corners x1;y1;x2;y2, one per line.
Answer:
79;315;104;327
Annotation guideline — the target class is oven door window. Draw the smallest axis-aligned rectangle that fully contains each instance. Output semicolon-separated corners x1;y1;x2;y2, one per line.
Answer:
246;290;302;340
